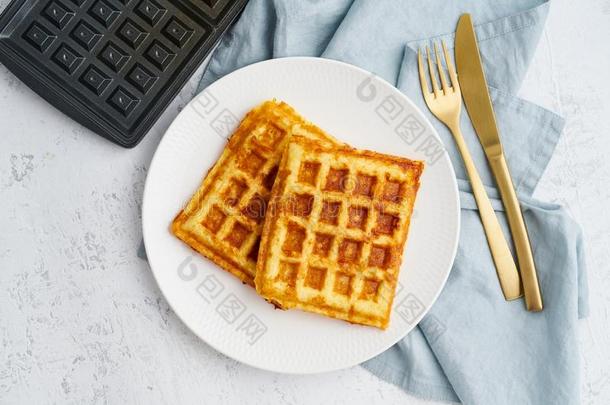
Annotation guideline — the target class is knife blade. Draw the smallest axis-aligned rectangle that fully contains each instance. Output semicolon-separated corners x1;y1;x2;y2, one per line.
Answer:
455;14;504;158
455;14;544;311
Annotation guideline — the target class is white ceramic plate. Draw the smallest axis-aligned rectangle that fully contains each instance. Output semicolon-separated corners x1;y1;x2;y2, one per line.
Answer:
143;57;460;374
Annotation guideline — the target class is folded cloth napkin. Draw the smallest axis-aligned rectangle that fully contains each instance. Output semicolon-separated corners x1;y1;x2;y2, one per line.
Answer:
178;1;588;403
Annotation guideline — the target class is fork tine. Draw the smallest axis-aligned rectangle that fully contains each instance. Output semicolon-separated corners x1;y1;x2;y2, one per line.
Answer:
417;49;430;95
433;43;449;94
426;46;440;97
442;40;459;91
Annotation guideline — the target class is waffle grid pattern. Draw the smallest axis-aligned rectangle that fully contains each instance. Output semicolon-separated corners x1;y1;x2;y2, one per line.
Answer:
256;136;424;329
172;101;339;285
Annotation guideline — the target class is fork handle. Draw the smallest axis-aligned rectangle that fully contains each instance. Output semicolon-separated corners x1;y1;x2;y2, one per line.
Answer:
488;155;543;311
450;125;523;300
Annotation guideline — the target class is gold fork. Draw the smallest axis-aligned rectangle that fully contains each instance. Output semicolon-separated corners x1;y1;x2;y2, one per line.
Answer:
418;42;522;300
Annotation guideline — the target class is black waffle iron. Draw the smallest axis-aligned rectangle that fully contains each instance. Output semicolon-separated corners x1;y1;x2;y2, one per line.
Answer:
0;0;248;147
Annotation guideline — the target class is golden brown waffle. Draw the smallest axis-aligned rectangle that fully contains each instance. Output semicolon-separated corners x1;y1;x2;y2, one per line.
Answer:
172;100;340;285
256;136;424;329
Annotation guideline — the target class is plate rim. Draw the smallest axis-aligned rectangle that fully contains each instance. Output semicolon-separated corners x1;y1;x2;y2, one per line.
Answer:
142;56;461;374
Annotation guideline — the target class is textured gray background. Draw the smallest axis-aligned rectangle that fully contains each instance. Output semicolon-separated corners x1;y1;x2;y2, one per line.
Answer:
1;0;609;404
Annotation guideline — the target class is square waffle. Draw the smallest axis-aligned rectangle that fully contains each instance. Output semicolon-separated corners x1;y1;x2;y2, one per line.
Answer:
172;100;340;285
255;136;424;329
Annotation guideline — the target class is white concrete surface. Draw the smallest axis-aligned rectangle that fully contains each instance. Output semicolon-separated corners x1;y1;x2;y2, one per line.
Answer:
1;1;609;404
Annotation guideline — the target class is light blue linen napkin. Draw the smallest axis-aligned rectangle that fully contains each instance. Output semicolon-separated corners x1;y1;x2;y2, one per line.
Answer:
185;1;588;403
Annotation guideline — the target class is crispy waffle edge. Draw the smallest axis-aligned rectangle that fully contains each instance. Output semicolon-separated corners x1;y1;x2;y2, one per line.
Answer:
171;100;341;286
255;135;424;329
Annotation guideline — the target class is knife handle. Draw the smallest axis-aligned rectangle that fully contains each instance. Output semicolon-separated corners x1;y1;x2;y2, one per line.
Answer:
450;125;523;300
489;154;543;312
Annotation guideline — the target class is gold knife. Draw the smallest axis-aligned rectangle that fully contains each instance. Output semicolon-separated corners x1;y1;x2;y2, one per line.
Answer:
455;14;543;311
